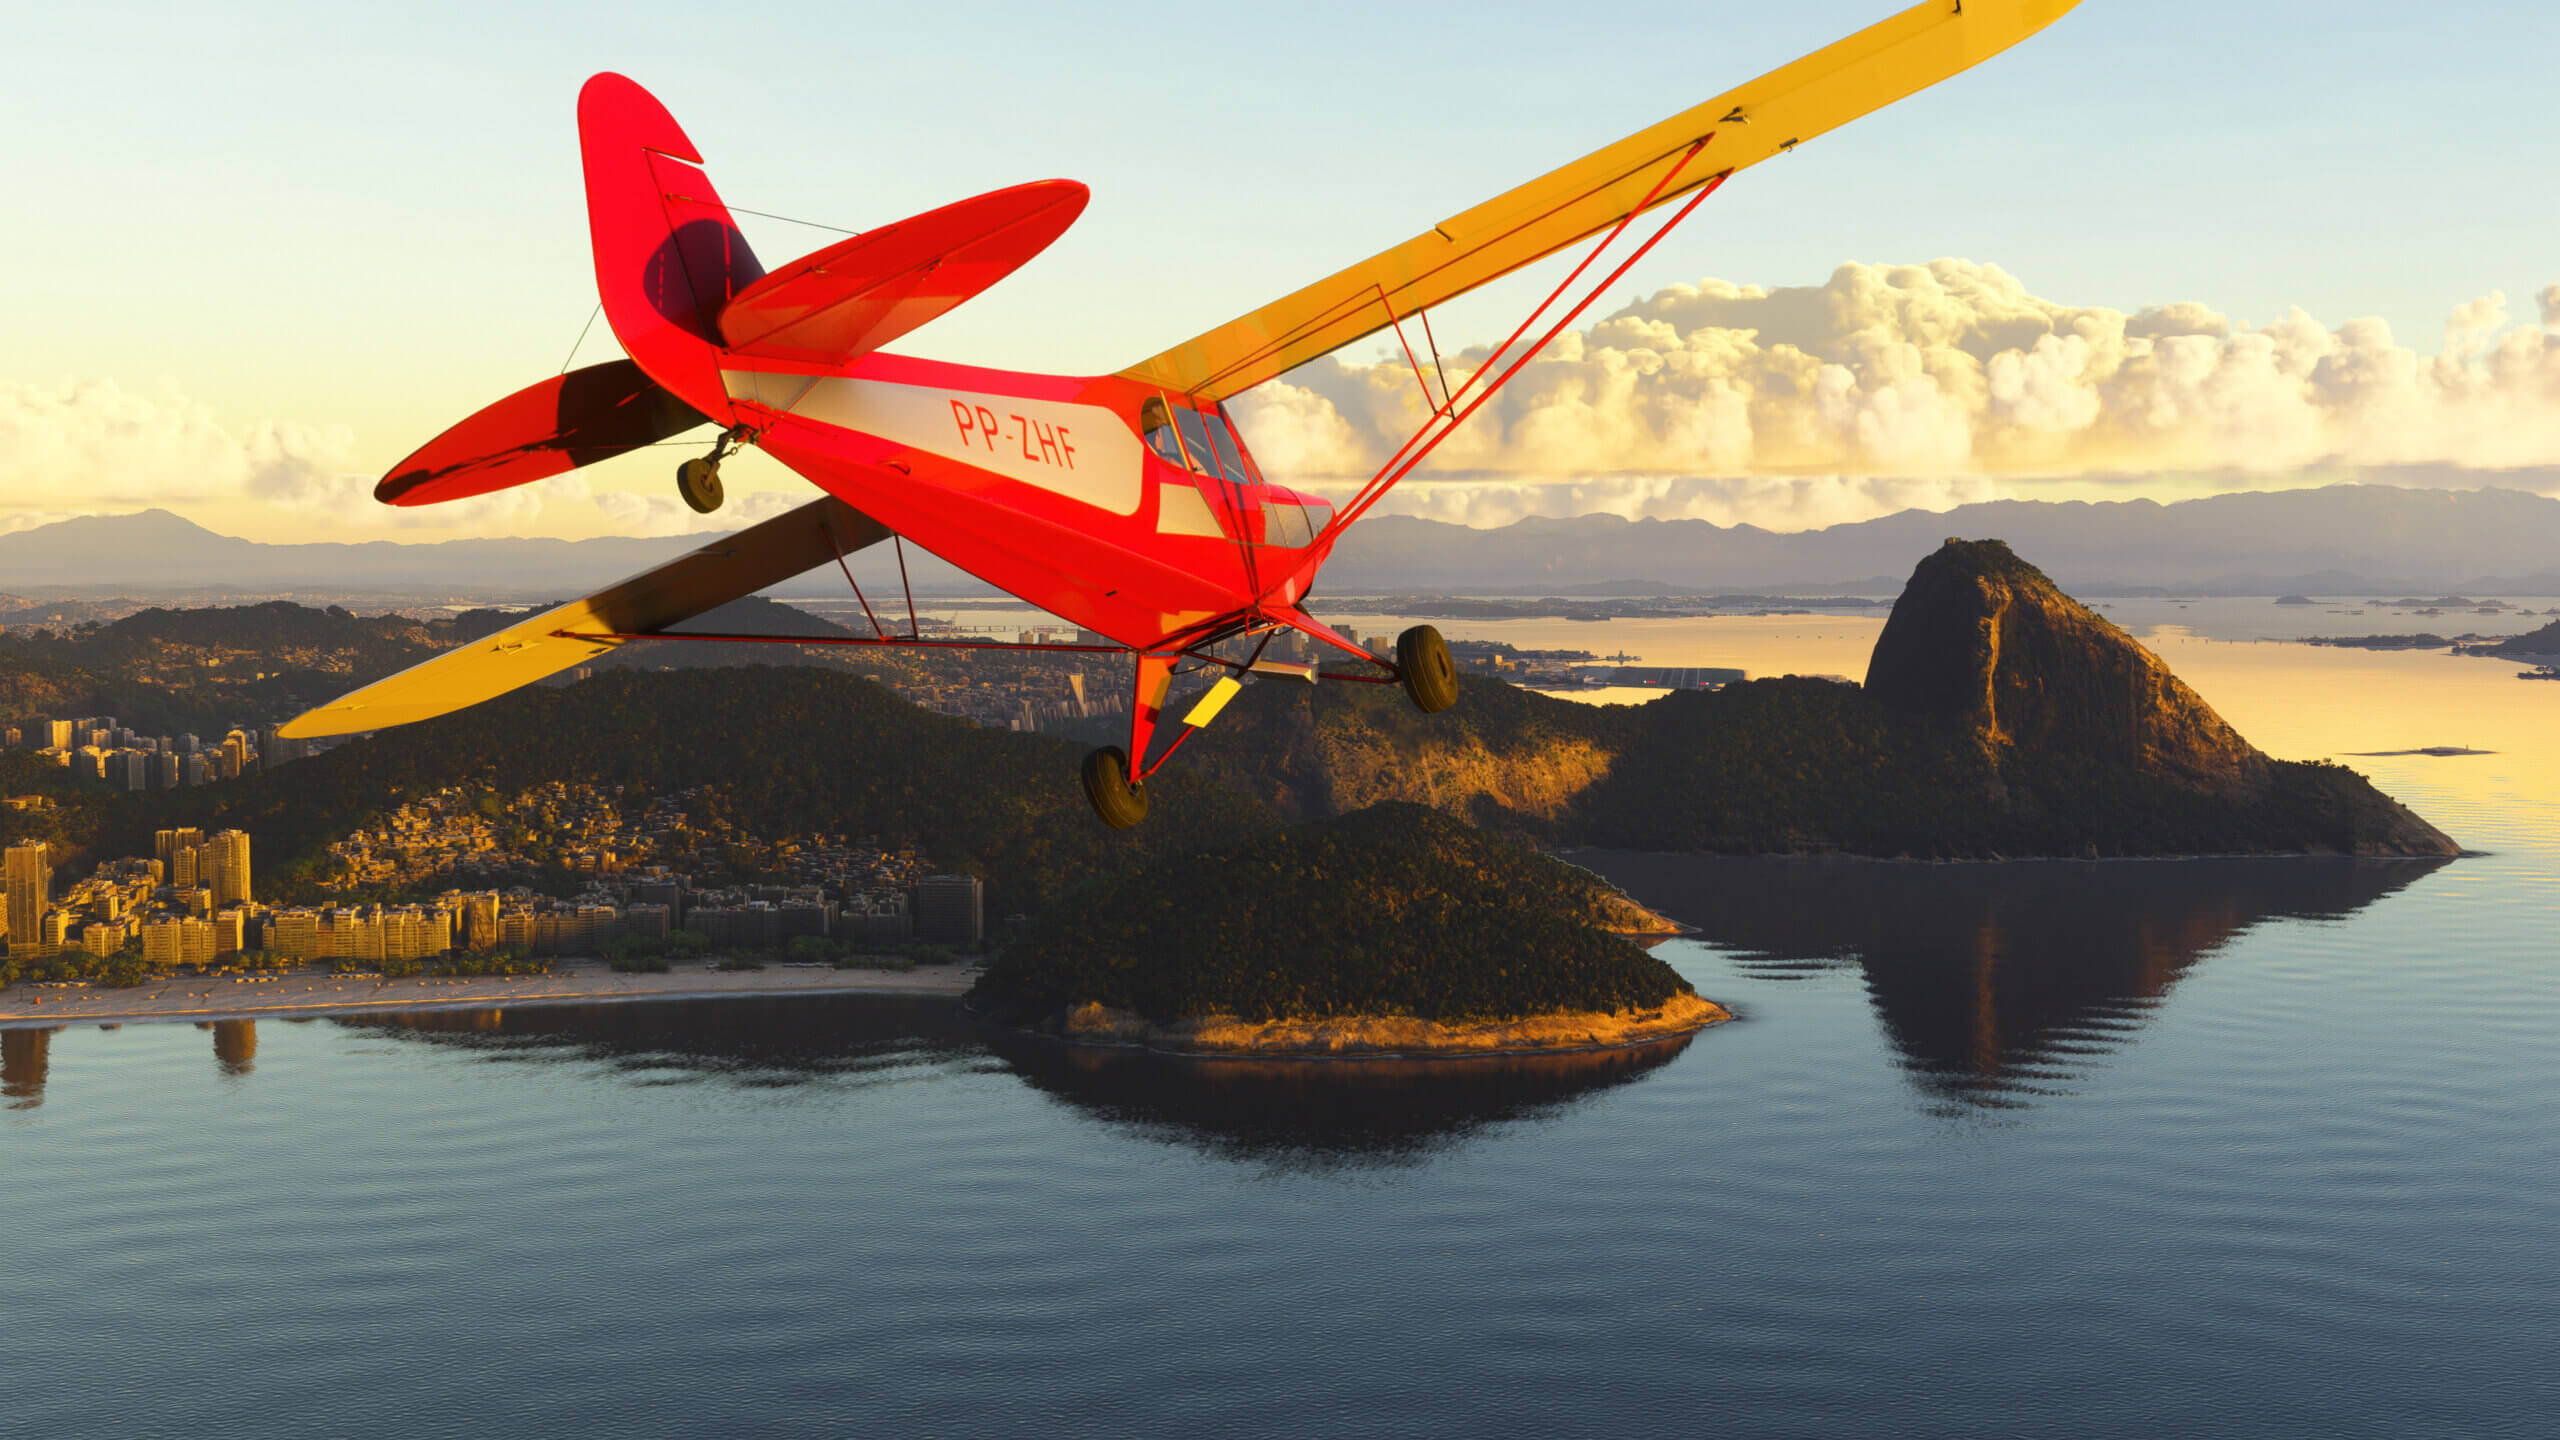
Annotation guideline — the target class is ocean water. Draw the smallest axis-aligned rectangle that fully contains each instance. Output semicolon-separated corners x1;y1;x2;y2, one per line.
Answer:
5;638;2555;1438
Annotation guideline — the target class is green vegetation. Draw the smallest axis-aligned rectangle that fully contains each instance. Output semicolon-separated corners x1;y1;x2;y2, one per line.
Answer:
1562;677;2428;857
375;949;550;979
789;934;922;970
84;666;1279;917
432;948;549;978
972;803;1690;1026
0;601;476;736
1178;668;2435;858
2;947;152;990
832;951;919;973
0;945;549;988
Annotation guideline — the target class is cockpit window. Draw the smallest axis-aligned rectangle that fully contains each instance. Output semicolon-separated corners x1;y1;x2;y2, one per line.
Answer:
1139;397;1186;468
1197;412;1255;486
1212;406;1265;485
1170;406;1228;482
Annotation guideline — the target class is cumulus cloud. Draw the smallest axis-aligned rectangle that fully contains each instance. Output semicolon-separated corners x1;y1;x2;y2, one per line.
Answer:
0;378;352;511
0;378;602;533
1230;260;2560;527
249;464;597;533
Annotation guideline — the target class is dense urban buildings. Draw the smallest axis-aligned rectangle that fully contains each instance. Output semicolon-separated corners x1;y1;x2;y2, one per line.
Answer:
0;830;251;962
3;713;315;791
914;875;984;946
1;786;984;971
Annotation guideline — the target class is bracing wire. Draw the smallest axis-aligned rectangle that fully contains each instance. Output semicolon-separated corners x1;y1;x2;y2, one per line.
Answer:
559;304;602;375
724;204;862;236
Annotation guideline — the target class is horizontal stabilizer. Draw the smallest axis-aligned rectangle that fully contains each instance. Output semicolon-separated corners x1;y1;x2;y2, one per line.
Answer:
717;180;1088;365
277;495;892;738
376;360;708;506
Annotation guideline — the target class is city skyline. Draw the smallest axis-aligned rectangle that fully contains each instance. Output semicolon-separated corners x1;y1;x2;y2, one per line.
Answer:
1;773;989;975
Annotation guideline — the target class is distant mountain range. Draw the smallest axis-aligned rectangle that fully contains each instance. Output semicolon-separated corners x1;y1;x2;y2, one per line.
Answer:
7;485;2559;600
1319;486;2560;596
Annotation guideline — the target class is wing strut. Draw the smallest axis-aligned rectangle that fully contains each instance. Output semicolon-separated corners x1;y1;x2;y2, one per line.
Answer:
1299;140;1730;565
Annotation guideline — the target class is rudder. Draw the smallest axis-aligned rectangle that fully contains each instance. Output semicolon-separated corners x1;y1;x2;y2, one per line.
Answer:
577;73;764;422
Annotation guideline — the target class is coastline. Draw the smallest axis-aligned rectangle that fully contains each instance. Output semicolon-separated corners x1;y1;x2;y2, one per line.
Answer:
1025;992;1730;1060
0;961;977;1030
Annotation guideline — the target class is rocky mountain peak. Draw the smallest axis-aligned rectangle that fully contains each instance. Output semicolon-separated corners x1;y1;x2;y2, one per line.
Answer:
1865;538;2269;797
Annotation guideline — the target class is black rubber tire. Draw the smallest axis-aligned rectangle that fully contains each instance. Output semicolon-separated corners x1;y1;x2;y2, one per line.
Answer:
1396;624;1459;713
1082;746;1150;829
677;458;725;514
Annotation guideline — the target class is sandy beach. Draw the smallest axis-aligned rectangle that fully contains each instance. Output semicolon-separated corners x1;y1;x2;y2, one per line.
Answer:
0;962;978;1029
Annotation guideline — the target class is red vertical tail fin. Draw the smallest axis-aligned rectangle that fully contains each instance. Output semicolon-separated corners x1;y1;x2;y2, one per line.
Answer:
576;73;762;422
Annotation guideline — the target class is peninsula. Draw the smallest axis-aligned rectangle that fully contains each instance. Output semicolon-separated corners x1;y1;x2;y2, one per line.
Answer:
968;803;1723;1057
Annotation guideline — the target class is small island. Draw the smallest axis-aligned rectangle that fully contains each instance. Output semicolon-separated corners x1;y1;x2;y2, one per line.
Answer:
968;803;1724;1057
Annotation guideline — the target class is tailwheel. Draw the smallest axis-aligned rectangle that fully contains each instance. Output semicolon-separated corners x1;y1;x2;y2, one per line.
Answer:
678;425;752;514
1083;746;1149;829
676;457;725;514
1396;624;1459;713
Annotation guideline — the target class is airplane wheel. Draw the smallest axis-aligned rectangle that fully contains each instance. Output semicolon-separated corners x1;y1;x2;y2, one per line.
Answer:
677;458;725;514
1082;746;1149;829
1397;624;1459;713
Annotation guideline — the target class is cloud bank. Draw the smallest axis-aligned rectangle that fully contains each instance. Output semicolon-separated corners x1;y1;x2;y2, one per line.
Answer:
0;378;725;537
1;378;354;513
14;261;2560;542
1230;259;2560;527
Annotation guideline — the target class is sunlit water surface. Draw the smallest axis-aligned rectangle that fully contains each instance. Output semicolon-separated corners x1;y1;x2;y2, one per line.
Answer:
6;627;2555;1438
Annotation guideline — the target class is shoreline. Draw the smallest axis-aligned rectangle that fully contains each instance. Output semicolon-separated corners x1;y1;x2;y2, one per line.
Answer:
1556;846;2474;865
1015;993;1731;1060
0;962;978;1031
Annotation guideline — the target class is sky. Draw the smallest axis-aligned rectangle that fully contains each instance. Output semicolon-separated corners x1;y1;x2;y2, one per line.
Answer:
5;0;2558;545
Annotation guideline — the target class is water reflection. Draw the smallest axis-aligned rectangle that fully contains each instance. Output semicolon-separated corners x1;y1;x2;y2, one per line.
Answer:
982;1025;1696;1170
4;1026;55;1110
207;1020;257;1076
1578;852;2449;1109
334;996;986;1084
341;995;1693;1167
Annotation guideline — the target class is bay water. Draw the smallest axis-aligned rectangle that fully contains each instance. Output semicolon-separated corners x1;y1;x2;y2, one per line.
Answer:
5;619;2554;1437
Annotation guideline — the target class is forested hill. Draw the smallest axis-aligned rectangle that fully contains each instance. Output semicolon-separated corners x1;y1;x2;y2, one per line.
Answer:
971;803;1692;1026
96;666;1280;916
0;594;1072;740
0;601;480;736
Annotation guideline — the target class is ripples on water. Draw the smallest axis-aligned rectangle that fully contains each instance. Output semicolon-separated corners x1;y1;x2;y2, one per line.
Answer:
7;643;2558;1438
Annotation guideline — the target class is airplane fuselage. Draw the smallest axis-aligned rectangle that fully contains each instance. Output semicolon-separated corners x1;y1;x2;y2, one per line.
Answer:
728;351;1340;655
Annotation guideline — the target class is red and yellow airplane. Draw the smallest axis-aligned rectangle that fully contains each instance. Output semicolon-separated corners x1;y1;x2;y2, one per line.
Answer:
279;0;2080;827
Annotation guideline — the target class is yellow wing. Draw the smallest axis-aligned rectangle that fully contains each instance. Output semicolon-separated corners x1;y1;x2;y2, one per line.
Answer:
1119;0;2080;402
276;496;891;739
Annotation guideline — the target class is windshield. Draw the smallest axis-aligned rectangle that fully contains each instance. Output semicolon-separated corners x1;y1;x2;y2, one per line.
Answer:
1170;406;1231;483
1211;406;1265;484
1196;413;1254;486
1139;397;1186;468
